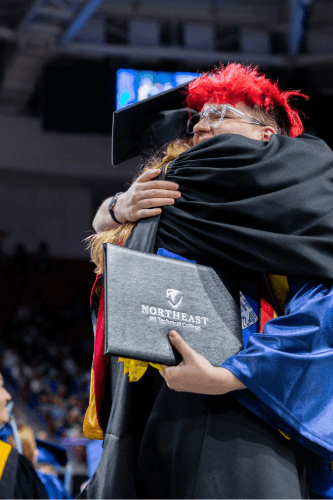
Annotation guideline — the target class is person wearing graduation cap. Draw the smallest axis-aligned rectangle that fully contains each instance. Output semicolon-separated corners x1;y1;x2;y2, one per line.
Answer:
35;439;72;499
6;422;73;499
82;64;333;499
0;373;49;499
92;83;193;233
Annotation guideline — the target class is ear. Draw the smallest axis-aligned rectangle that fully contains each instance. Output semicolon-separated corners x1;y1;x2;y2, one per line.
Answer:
260;126;276;142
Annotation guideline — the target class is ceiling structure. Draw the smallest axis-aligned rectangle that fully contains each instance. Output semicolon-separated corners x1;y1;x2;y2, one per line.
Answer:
0;0;332;116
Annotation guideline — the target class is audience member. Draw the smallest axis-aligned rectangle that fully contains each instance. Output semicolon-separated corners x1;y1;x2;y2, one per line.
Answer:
0;373;48;499
1;302;90;440
7;422;72;499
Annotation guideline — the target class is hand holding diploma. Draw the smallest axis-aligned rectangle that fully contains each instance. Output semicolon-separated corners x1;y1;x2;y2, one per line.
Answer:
160;330;246;395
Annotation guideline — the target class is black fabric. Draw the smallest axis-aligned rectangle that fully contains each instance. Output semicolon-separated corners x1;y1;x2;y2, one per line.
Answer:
36;439;67;467
81;133;333;498
83;362;311;499
111;83;189;165
136;372;309;500
155;132;333;281
138;109;194;161
15;453;49;499
124;163;165;253
0;447;48;499
0;446;18;499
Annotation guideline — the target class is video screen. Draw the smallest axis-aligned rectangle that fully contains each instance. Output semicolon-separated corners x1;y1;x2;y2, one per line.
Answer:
116;69;199;110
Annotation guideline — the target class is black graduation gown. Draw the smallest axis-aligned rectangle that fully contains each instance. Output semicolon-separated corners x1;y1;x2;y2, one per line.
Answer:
81;359;310;499
81;133;333;499
0;444;49;499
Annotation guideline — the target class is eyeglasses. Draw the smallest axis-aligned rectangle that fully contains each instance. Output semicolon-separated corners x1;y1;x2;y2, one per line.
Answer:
187;104;266;135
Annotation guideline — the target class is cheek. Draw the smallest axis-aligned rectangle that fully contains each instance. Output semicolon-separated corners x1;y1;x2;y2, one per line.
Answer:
213;122;235;136
213;122;260;140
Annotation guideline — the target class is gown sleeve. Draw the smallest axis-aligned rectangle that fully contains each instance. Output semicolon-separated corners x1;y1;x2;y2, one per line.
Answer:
222;277;333;458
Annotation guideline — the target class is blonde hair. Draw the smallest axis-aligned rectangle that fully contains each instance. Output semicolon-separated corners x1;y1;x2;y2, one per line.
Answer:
8;424;37;467
87;139;191;274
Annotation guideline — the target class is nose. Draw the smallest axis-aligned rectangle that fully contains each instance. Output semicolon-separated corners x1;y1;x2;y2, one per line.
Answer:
193;117;211;135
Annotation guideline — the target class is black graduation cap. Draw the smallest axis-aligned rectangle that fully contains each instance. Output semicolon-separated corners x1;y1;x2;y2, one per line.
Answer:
36;439;68;468
111;82;196;165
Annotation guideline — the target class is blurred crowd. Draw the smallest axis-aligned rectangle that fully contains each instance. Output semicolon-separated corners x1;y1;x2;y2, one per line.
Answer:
1;337;90;441
0;241;96;496
0;242;94;442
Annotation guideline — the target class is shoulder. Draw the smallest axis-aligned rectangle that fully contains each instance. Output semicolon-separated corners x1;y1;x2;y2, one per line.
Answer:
285;276;333;314
0;441;18;498
15;453;49;499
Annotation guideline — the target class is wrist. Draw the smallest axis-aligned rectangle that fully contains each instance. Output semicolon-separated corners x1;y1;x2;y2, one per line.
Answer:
113;193;127;224
108;193;124;225
213;367;246;395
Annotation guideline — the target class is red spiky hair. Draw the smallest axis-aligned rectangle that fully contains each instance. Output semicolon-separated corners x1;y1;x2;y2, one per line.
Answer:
186;63;308;137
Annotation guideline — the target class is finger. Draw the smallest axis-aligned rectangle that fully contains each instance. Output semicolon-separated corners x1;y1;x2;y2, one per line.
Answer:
140;180;179;192
159;364;171;379
137;198;176;209
168;331;194;361
133;208;162;220
161;361;183;370
137;169;162;183
137;189;181;200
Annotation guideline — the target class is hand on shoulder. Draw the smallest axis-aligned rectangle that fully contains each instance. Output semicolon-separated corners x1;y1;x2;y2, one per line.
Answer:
114;168;181;223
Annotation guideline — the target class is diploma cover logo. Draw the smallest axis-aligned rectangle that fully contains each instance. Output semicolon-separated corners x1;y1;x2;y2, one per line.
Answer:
166;289;183;309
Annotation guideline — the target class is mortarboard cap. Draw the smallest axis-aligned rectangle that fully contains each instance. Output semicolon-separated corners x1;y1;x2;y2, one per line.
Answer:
36;439;68;469
111;82;196;165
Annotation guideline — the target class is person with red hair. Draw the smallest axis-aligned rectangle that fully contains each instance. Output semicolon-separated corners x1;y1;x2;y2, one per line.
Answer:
84;64;333;499
186;63;306;137
94;63;308;231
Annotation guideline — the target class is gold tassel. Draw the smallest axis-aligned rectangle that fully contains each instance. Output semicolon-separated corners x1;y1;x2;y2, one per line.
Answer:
119;358;162;382
278;430;291;440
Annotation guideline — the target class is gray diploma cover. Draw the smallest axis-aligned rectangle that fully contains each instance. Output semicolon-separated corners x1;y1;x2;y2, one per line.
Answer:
104;243;243;366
